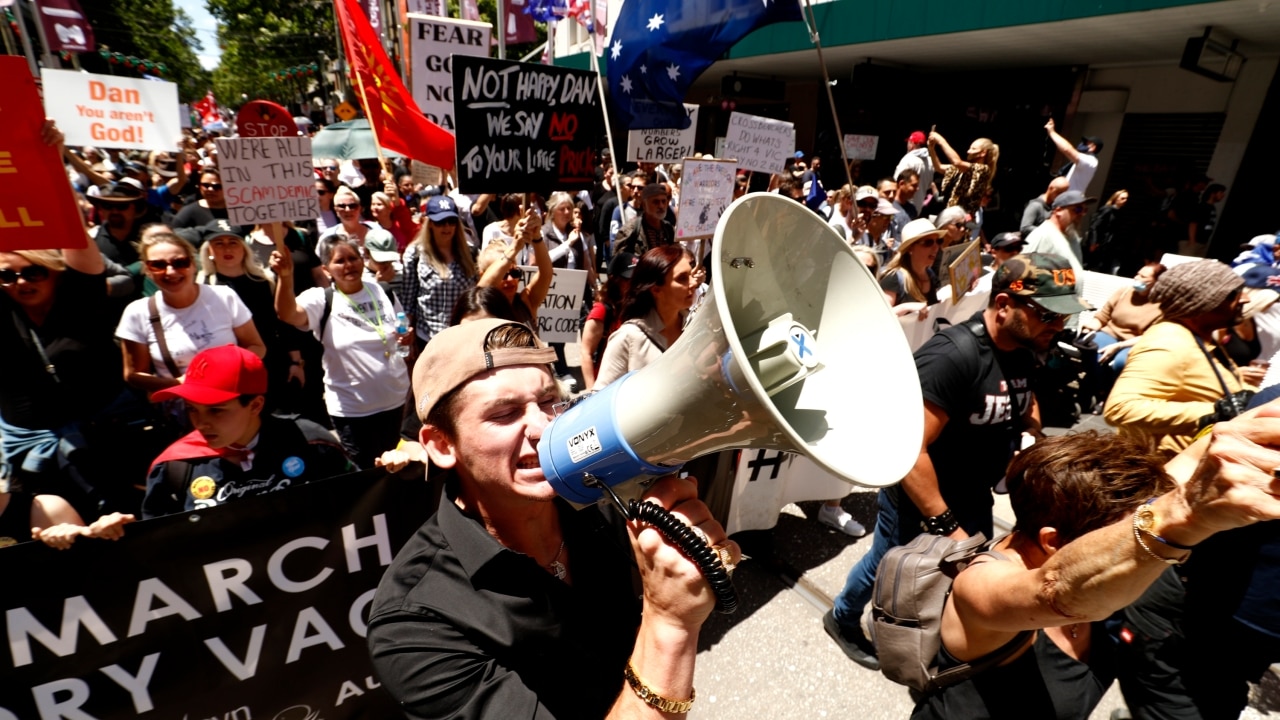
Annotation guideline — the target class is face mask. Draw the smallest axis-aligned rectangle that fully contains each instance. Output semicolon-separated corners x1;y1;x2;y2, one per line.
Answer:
1133;281;1148;293
1076;142;1092;153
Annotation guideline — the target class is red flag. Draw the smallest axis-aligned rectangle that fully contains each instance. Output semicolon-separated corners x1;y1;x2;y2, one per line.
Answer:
334;0;455;169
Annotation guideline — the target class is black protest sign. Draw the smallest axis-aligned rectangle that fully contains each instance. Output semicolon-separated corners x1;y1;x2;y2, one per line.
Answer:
0;470;434;720
452;55;601;194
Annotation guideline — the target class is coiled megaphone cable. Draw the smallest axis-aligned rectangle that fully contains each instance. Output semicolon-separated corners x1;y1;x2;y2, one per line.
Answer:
585;475;739;615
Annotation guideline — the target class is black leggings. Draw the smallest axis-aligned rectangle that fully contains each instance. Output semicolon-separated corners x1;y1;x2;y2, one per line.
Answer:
331;408;403;471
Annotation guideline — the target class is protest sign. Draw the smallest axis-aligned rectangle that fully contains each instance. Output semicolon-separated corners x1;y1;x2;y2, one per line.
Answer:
215;136;319;225
237;100;299;138
411;159;443;187
723;112;794;175
626;104;698;163
0;470;434;720
453;56;601;194
1;57;87;251
407;14;491;132
521;267;588;343
41;68;180;151
675;158;737;241
842;133;880;161
947;239;983;304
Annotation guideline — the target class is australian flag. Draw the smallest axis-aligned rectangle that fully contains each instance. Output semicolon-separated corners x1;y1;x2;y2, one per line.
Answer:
607;0;802;130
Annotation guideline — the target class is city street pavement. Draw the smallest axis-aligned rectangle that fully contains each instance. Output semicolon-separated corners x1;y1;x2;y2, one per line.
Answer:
561;345;1278;719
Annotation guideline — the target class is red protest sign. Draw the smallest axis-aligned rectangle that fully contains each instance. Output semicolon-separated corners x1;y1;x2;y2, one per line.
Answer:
236;100;299;138
1;56;87;251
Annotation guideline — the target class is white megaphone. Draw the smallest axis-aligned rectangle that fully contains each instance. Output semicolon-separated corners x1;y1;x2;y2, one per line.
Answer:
539;192;923;505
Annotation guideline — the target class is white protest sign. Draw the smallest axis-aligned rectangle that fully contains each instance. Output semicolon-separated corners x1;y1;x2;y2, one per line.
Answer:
521;267;588;343
723;112;794;175
214;137;319;226
843;133;879;161
41;69;181;151
676;158;737;241
407;14;492;132
627;104;698;163
411;160;443;187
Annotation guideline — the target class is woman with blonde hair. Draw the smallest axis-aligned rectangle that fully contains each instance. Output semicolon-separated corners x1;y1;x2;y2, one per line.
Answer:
879;218;948;311
477;204;552;330
400;195;478;351
928;131;999;215
117;231;265;394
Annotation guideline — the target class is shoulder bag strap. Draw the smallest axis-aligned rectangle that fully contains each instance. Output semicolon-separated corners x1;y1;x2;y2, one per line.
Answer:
1189;327;1237;397
12;309;61;385
318;287;335;339
148;295;182;378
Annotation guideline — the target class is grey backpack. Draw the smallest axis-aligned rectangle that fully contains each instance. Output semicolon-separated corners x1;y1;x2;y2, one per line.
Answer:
867;531;1032;693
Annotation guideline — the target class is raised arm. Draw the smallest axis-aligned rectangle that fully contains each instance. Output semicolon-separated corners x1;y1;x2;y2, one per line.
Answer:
928;131;963;171
268;249;309;328
1044;118;1080;165
39;121;105;276
519;211;554;312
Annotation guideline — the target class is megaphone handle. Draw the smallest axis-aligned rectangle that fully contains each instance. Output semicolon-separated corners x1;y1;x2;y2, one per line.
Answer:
628;499;739;615
585;475;739;614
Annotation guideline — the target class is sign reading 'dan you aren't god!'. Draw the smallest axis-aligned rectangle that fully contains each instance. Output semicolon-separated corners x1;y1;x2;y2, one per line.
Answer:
214;137;319;226
452;55;600;195
1;57;87;251
41;68;181;151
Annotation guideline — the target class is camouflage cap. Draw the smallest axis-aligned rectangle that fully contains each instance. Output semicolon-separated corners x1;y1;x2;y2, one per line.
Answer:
991;253;1091;315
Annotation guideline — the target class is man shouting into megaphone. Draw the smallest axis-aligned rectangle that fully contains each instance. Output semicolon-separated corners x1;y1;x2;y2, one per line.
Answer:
368;318;740;718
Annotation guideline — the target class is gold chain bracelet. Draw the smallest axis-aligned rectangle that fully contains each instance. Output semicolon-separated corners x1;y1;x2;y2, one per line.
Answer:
624;662;695;714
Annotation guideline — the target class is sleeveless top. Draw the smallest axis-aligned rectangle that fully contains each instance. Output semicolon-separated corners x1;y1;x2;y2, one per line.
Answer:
0;491;35;548
910;621;1115;720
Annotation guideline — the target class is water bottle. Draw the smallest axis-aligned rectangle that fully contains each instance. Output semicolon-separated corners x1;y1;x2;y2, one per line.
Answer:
394;312;411;358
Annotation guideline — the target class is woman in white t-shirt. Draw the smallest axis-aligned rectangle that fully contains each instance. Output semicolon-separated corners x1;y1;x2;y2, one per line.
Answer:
271;235;411;470
116;231;265;395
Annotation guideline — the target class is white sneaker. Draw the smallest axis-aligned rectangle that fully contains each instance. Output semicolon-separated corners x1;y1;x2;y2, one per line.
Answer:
819;505;867;537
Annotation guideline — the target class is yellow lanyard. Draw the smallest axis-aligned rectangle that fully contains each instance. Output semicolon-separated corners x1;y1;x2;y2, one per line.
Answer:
337;283;390;356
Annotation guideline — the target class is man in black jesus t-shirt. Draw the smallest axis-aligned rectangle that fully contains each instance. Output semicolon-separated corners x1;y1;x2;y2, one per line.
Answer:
826;253;1091;670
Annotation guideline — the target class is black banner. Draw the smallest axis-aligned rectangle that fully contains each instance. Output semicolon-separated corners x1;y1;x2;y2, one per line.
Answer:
1;470;435;720
452;56;601;195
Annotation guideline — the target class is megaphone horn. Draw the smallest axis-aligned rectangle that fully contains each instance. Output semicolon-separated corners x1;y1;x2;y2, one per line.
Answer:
538;193;923;610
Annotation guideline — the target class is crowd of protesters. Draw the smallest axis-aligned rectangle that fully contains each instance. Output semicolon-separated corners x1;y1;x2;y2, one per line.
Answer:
4;110;1280;720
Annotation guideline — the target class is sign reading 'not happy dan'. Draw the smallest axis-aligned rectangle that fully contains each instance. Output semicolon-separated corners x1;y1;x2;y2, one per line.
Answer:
452;56;600;195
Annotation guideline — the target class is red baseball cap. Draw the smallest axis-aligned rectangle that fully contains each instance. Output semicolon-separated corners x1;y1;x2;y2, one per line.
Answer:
907;131;927;144
151;345;268;405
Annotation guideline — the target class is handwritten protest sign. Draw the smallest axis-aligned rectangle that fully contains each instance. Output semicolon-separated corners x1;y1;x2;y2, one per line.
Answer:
947;240;983;304
1;58;86;251
214;137;319;225
452;56;601;194
676;159;737;241
723;112;794;174
842;133;880;161
41;68;180;151
411;159;443;187
627;105;698;163
520;267;588;343
408;15;492;132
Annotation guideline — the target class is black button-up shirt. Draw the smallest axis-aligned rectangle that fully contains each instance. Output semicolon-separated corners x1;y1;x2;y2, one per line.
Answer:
368;488;641;719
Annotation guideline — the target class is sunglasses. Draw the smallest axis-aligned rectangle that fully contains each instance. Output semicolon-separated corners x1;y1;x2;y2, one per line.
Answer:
507;268;525;282
316;189;330;196
0;265;51;285
434;217;459;226
144;257;194;272
914;237;939;248
629;185;646;190
857;201;878;209
334;203;361;210
1012;295;1067;324
200;183;223;191
323;166;339;172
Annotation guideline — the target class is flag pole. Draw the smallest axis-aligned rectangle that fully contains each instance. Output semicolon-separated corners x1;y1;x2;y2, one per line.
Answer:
587;45;626;260
350;45;391;169
800;0;854;192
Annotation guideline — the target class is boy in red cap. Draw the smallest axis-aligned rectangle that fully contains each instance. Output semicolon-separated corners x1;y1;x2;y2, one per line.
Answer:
141;345;353;518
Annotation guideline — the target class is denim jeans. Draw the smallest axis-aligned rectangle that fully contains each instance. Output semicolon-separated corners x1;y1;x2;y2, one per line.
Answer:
831;488;898;632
